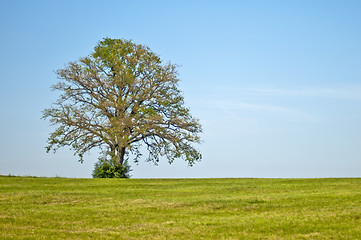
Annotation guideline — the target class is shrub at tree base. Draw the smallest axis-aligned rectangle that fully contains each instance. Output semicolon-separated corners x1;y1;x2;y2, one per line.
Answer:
92;158;132;178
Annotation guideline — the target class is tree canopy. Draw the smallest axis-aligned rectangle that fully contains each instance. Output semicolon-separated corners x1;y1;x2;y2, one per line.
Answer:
42;38;202;177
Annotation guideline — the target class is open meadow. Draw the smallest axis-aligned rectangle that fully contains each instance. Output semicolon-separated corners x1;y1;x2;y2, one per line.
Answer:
1;176;360;239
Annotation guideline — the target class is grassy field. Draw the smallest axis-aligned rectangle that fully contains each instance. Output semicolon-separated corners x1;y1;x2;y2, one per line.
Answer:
0;176;360;239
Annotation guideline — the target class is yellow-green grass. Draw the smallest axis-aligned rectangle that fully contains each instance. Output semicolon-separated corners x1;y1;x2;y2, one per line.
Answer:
1;176;360;239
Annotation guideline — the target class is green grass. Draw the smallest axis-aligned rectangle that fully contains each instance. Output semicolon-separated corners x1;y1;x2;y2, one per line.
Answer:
1;176;361;239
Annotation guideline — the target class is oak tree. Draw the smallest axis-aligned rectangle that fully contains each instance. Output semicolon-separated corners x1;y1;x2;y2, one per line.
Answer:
42;38;202;177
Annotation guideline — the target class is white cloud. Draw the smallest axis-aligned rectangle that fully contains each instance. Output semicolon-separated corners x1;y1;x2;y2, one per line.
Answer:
191;85;361;100
245;86;361;100
223;102;296;113
209;101;317;122
192;85;361;123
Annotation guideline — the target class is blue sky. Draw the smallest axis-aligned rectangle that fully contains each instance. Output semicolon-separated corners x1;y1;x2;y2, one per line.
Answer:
0;0;360;178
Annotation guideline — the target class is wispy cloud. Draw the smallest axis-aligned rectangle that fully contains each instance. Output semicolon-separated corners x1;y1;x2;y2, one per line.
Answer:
192;85;361;100
244;86;361;100
222;102;297;113
193;85;360;123
210;101;317;122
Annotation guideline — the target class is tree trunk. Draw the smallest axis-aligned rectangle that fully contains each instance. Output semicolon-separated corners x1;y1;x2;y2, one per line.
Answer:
116;146;126;165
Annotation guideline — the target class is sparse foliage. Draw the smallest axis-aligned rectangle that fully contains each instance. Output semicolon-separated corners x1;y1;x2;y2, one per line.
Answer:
42;38;202;177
